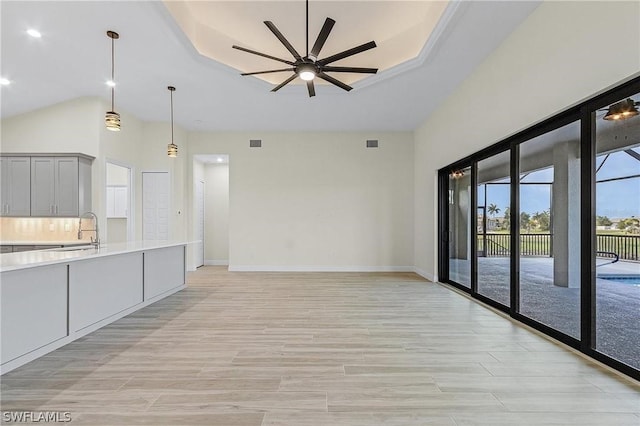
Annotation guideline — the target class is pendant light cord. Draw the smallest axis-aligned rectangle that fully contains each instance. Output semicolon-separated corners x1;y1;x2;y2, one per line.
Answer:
306;0;309;58
170;90;174;144
110;36;115;111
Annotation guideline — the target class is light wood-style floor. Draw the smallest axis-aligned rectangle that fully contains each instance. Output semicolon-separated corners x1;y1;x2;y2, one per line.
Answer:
1;267;639;425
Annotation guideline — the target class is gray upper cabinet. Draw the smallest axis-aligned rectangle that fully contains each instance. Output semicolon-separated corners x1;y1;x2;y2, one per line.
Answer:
30;157;56;216
0;157;31;216
30;156;91;217
54;157;80;216
2;154;92;217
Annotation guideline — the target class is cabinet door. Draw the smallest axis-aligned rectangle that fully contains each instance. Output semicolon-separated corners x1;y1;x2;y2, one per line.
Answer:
114;187;127;217
55;157;79;216
0;158;8;214
30;158;56;216
106;186;116;217
1;157;31;216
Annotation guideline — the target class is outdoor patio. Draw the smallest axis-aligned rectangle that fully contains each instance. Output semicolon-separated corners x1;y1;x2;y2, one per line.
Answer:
449;257;640;370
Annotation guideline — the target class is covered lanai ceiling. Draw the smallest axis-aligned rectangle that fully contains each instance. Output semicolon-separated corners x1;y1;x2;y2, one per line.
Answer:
0;1;540;132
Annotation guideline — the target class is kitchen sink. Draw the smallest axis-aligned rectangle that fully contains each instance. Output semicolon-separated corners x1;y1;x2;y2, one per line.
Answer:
53;245;98;252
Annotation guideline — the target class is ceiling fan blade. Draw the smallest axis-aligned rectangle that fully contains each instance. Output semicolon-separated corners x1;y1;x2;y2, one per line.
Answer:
317;41;376;65
307;80;316;97
322;66;378;74
264;21;302;60
232;45;294;65
241;68;295;76
271;74;298;92
309;18;335;61
317;72;352;92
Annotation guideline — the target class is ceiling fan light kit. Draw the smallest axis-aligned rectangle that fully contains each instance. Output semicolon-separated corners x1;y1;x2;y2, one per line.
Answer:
232;0;378;97
603;98;639;121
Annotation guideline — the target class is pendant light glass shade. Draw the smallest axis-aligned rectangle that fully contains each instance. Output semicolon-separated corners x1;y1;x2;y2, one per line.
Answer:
167;86;178;158
105;111;121;131
105;31;121;131
167;143;178;157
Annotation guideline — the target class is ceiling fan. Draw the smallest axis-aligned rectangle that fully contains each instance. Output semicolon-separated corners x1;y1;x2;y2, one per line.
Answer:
598;98;639;121
232;0;378;97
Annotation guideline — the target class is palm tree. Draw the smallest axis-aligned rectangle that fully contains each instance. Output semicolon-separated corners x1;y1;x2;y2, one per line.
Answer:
487;203;500;218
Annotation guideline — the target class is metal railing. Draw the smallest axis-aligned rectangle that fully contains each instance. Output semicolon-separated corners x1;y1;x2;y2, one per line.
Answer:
477;233;639;261
597;234;639;262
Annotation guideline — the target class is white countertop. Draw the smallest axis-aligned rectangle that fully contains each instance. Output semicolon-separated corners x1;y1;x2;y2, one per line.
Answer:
1;241;91;246
0;241;187;273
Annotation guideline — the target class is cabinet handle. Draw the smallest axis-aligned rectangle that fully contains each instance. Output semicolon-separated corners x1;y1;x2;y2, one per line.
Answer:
50;205;54;215
55;205;58;215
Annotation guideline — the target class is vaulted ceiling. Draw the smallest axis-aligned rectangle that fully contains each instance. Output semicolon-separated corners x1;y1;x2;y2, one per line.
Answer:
0;1;540;132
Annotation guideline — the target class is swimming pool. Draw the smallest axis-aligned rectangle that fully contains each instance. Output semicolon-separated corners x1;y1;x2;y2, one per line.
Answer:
597;274;640;285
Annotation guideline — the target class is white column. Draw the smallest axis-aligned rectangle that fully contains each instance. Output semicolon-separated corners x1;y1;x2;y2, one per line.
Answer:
552;141;581;288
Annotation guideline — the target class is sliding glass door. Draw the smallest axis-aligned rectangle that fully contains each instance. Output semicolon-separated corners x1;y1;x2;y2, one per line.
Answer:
593;91;640;370
438;77;640;379
448;166;472;288
476;152;511;306
518;121;581;339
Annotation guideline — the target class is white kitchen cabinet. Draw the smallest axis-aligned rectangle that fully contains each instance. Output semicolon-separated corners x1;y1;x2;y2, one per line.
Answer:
29;155;92;217
1;264;68;363
69;252;143;332
0;157;31;216
0;242;186;374
144;245;185;300
106;186;128;218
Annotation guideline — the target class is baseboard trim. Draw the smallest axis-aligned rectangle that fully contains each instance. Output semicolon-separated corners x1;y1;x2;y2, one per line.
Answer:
413;267;437;282
205;259;229;266
228;265;415;272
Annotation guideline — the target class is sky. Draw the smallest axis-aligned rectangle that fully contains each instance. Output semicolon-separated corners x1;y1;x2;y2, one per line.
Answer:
478;150;640;219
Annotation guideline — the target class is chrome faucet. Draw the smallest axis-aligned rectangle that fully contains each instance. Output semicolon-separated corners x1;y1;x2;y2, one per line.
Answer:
78;211;100;248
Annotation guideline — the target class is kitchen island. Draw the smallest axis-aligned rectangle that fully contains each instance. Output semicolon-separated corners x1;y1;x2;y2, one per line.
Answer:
0;241;187;374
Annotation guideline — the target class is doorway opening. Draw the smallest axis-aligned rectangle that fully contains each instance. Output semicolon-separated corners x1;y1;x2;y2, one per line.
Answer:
105;160;133;243
193;155;229;269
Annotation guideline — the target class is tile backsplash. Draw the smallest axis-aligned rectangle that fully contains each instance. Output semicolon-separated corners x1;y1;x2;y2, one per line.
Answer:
0;217;93;243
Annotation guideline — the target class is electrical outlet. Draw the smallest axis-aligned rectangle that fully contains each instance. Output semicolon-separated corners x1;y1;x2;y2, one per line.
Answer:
64;223;70;232
49;223;55;232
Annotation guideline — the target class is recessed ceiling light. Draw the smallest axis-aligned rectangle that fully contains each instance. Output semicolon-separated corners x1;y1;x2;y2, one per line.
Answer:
106;80;116;87
0;78;11;86
27;29;42;38
217;158;223;163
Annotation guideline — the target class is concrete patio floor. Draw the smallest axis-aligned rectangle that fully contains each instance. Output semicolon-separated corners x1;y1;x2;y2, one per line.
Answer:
449;257;639;370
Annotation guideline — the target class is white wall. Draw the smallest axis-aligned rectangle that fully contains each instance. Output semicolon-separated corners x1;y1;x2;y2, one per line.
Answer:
413;1;640;281
190;159;205;269
204;164;229;265
0;97;101;157
188;132;415;271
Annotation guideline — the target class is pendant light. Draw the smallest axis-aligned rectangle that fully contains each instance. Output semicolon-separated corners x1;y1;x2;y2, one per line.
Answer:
167;86;178;157
105;30;121;131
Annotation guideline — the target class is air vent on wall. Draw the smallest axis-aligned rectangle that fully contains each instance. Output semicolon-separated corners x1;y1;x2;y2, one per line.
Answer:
366;140;379;148
249;139;262;148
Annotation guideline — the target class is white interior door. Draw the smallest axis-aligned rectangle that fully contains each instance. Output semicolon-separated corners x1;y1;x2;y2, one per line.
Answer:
195;180;205;267
143;172;169;240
